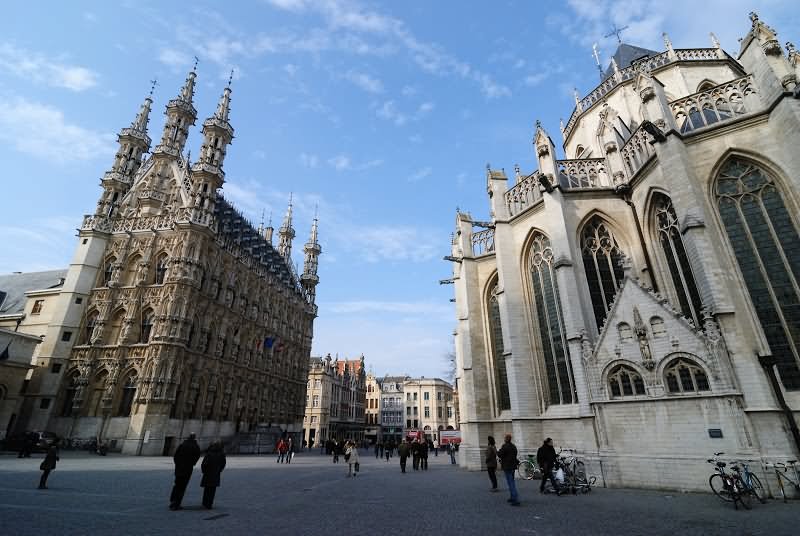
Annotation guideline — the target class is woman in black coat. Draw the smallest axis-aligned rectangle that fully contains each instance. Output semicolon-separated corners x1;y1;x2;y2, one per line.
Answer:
200;440;226;509
38;443;59;489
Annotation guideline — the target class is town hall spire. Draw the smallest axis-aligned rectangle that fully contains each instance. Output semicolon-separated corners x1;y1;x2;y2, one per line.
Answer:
301;210;321;305
278;195;295;260
154;67;197;157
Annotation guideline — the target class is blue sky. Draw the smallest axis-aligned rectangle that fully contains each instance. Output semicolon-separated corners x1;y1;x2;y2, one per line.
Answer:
1;1;797;378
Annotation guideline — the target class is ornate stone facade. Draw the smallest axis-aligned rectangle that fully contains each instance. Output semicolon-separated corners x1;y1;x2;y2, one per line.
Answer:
449;13;800;491
25;70;320;455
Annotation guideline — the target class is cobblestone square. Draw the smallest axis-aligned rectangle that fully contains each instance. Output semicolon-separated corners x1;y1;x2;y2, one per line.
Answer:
0;450;797;536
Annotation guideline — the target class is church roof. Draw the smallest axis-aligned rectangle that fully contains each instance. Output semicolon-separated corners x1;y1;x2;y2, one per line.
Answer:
603;43;660;79
214;196;299;292
0;269;67;316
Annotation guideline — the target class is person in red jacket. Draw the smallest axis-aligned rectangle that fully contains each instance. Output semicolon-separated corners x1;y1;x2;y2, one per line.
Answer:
276;438;288;463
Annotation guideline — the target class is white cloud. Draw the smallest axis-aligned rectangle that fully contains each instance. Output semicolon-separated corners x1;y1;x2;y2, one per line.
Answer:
158;48;192;69
0;43;98;92
300;152;319;168
349;225;439;263
264;0;312;11
408;166;432;182
376;100;407;125
328;154;351;170
416;101;434;115
284;63;299;76
0;97;115;163
343;69;384;93
524;72;549;87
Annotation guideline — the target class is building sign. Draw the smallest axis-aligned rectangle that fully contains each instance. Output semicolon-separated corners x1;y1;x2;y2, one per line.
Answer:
439;430;461;444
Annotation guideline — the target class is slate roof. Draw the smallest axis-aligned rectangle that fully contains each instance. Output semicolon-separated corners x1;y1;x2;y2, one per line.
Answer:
214;196;299;292
0;269;67;316
603;43;661;80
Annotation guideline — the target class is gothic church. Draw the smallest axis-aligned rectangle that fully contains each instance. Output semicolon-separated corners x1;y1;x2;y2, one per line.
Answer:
449;13;800;490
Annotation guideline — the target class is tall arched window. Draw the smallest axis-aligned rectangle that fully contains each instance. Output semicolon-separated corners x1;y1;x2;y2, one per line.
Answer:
529;232;575;405
140;310;154;343
486;279;510;411
61;374;79;416
652;193;704;325
664;357;709;394
715;158;800;389
581;216;627;330
155;254;168;285
607;364;646;398
117;374;137;416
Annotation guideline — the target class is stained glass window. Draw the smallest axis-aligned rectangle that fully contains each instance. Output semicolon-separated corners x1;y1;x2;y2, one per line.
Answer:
664;357;710;394
487;280;511;411
581;216;626;330
715;158;800;389
529;232;576;405
652;193;703;325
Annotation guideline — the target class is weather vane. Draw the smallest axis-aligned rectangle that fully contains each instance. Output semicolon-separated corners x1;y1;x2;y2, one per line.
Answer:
605;23;629;44
228;68;235;88
193;56;199;71
148;77;158;97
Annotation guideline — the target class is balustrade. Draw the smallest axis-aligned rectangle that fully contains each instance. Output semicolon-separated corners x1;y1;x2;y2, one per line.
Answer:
471;228;495;256
558;158;610;189
620;124;656;179
504;171;542;218
669;75;755;133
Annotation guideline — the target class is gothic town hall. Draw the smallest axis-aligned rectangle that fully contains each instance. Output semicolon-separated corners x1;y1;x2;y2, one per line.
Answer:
18;69;321;455
448;13;800;490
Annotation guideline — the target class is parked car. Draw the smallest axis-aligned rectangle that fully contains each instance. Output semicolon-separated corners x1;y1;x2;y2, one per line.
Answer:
2;431;59;453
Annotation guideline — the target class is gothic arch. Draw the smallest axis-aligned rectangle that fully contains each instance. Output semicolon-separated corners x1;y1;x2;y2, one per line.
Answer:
107;308;127;345
601;359;648;399
154;252;169;285
124;253;143;287
645;190;704;326
576;212;632;330
659;353;712;394
523;230;576;406
696;79;718;92
482;271;509;414
708;152;800;389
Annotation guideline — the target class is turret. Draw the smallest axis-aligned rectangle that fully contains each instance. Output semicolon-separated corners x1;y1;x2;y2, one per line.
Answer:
278;196;295;260
96;90;154;216
154;68;197;158
301;213;322;304
191;73;235;189
738;12;797;102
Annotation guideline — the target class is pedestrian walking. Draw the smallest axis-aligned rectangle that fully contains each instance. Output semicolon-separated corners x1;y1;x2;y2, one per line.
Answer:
420;438;429;470
375;441;381;459
497;433;520;506
433;438;439;457
537;437;560;494
332;440;341;463
378;441;384;459
448;442;457;464
200;440;226;509
485;436;499;492
411;438;420;470
398;438;410;473
169;433;201;510
37;441;59;489
385;442;391;462
286;437;294;463
345;440;360;477
276;438;287;463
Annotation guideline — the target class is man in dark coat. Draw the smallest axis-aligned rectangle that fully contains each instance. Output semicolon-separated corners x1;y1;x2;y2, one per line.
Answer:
397;438;410;473
38;442;59;489
169;433;201;510
537;437;559;494
420;438;429;470
497;433;520;506
411;438;421;470
200;440;226;509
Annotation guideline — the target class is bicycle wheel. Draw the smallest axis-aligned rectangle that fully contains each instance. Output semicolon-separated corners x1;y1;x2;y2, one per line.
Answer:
748;473;767;504
518;461;535;480
709;474;734;502
734;478;752;510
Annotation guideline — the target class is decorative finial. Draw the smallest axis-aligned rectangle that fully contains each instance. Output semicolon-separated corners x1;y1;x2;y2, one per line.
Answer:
573;87;580;105
559;118;565;132
710;32;721;49
260;208;265;228
193;56;199;72
787;42;797;54
227;68;234;88
663;32;673;50
605;23;629;44
535;119;542;130
486;163;491;171
592;43;603;79
314;203;319;220
149;78;158;97
268;210;273;227
749;11;759;24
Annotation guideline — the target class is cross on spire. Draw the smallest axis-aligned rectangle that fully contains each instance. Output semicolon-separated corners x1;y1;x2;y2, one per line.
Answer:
149;78;158;97
227;69;235;88
605;23;629;44
192;56;199;71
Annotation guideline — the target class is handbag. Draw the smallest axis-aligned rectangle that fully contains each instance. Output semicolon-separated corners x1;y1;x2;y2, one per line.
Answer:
344;453;351;462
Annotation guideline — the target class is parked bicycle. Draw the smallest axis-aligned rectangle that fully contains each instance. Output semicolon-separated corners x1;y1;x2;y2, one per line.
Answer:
518;454;542;480
707;452;750;510
730;459;766;504
764;459;799;503
540;448;595;495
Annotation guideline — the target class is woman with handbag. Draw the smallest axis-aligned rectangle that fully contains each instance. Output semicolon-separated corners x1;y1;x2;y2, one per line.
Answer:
345;440;360;477
38;442;60;489
485;436;499;492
